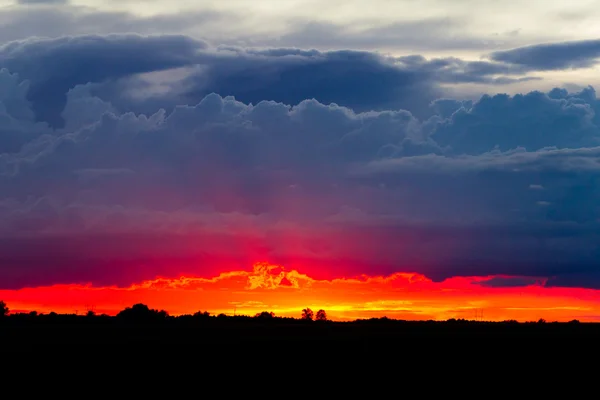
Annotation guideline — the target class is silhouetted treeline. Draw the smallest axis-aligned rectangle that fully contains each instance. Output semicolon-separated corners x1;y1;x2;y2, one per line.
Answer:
2;300;600;354
0;300;587;326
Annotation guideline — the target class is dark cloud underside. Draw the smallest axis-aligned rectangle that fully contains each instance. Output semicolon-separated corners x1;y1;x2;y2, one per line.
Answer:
0;34;599;289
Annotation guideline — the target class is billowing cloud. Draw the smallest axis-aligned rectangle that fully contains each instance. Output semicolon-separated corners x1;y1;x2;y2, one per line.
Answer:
0;35;207;127
3;262;599;321
431;88;600;153
0;34;546;129
0;33;599;293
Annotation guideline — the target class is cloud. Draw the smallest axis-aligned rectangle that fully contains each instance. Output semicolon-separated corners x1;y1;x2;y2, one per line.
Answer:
473;276;547;288
256;18;523;53
0;34;546;129
0;34;599;291
5;262;599;321
431;89;599;154
489;39;600;70
0;77;599;289
16;0;68;4
0;34;207;127
0;1;556;57
0;68;50;153
0;4;227;46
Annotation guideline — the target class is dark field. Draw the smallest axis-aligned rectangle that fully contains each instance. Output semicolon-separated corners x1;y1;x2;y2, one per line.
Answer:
2;314;600;354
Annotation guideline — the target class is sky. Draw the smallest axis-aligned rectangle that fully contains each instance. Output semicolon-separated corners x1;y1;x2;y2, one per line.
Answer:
1;0;600;321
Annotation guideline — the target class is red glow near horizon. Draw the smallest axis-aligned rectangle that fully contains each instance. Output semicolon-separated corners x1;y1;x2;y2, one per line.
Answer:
2;262;600;322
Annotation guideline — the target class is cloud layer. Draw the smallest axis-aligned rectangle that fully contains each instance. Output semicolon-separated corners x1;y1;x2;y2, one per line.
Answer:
1;34;600;291
4;262;600;321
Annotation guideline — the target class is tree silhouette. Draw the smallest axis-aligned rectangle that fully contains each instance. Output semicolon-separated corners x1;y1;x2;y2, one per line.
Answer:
301;308;314;321
116;303;168;322
255;311;275;319
193;311;211;319
0;300;8;317
315;309;327;321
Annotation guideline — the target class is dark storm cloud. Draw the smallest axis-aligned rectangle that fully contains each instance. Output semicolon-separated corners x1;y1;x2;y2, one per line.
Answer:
0;34;600;289
490;39;600;70
474;276;545;288
0;34;207;127
112;49;535;120
180;49;441;118
0;34;542;128
430;90;599;154
546;272;600;289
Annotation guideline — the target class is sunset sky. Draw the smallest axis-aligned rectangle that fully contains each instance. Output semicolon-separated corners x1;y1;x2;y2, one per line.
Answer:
1;0;600;321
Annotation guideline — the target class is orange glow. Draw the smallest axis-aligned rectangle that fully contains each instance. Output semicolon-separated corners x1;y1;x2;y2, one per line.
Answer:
2;262;600;322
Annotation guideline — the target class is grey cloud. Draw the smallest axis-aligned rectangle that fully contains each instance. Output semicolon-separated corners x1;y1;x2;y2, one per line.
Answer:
490;39;600;70
260;18;522;52
547;272;600;289
0;68;50;153
0;5;226;44
0;3;545;55
0;34;545;129
430;89;600;154
361;147;600;174
0;75;599;288
474;276;546;288
16;0;68;4
0;34;599;289
0;34;207;127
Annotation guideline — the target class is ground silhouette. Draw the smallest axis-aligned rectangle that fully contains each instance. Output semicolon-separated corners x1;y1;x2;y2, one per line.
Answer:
1;301;599;354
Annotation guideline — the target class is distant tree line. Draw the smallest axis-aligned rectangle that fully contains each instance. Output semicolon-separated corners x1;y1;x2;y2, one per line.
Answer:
0;300;331;323
0;300;583;325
